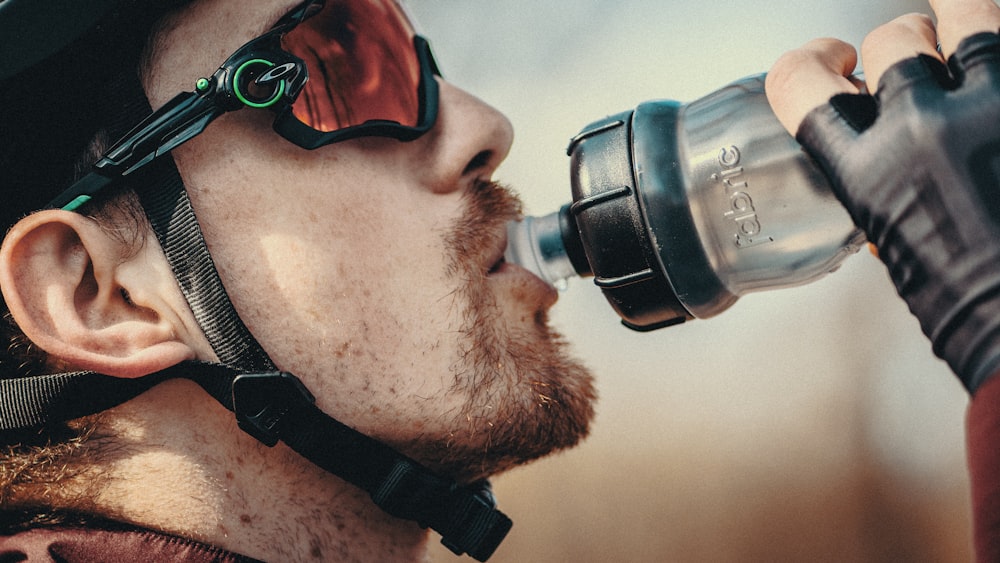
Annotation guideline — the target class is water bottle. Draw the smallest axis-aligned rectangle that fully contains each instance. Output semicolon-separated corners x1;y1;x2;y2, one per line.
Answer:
506;74;865;331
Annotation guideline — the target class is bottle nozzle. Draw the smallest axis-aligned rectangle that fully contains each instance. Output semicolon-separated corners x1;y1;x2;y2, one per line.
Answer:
505;205;590;289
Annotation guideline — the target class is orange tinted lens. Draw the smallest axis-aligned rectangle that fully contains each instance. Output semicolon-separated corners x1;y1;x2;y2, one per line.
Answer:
282;0;421;132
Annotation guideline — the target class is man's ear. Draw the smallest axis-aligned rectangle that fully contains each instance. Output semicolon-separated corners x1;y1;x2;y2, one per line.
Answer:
0;209;202;378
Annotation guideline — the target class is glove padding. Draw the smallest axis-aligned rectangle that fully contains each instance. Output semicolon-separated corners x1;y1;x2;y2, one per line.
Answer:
797;31;1000;394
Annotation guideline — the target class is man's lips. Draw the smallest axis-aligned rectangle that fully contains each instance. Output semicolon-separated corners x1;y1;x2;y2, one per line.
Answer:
488;255;507;274
484;225;511;276
484;225;558;307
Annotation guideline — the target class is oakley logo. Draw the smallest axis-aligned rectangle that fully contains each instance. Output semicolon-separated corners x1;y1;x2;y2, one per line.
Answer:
256;62;299;86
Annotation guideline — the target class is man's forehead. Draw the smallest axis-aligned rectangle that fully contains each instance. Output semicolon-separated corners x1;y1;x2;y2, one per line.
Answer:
168;0;297;40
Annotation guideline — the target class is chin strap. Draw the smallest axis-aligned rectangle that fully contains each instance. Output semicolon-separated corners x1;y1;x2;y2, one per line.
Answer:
0;362;512;561
230;370;512;561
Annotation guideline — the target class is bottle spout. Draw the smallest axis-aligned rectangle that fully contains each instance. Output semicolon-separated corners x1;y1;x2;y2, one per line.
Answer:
505;204;590;289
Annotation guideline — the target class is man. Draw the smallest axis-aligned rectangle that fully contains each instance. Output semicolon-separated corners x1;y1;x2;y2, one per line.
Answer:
3;0;999;561
766;0;1000;559
0;0;595;561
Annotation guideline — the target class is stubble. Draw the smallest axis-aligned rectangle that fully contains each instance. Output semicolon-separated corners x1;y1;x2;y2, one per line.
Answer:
401;180;597;483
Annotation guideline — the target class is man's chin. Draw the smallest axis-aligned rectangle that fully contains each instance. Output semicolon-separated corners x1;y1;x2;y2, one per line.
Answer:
428;178;597;482
399;331;597;484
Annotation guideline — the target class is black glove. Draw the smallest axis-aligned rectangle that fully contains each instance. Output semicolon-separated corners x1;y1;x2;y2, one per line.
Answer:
796;31;1000;394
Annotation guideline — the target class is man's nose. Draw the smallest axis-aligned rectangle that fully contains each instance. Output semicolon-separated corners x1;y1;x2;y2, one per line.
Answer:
412;79;514;194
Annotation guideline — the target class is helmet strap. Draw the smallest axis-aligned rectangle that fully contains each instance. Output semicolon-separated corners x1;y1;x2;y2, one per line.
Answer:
102;67;275;372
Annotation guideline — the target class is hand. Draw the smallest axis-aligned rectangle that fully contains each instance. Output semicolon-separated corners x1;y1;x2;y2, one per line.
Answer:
765;0;1000;393
767;0;1000;133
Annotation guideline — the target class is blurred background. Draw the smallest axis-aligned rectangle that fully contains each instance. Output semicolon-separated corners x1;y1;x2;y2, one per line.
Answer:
409;1;973;561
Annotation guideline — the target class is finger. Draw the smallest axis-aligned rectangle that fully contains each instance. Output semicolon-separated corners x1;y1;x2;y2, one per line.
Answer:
766;38;860;135
860;13;941;92
929;0;1000;58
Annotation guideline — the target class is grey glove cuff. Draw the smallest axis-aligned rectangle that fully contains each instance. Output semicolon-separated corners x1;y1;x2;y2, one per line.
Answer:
796;31;1000;393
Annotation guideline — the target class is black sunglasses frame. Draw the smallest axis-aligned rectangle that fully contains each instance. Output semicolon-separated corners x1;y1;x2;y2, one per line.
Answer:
49;0;440;211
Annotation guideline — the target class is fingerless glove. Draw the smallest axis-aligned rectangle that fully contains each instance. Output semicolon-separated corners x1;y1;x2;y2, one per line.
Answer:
797;32;1000;393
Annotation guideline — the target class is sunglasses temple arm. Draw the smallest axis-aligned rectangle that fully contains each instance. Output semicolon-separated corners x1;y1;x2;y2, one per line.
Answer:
48;91;228;211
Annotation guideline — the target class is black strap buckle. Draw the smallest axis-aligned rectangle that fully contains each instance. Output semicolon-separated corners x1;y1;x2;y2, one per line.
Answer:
374;461;512;561
231;372;314;446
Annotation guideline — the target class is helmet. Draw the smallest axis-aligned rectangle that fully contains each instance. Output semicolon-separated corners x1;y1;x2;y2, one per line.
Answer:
0;2;511;559
0;0;190;233
0;0;120;81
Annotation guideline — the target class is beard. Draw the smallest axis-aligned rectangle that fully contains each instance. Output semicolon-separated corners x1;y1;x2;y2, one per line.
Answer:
394;180;597;484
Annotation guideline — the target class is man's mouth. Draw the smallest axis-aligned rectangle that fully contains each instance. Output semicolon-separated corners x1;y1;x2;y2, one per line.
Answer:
447;178;528;279
487;254;507;275
476;220;559;309
485;225;515;276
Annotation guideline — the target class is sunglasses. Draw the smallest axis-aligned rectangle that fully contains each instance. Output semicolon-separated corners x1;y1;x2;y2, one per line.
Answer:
50;0;440;211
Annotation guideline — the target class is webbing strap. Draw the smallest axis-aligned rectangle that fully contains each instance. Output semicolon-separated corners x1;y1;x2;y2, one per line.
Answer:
103;67;275;373
0;371;155;430
0;363;230;430
134;157;275;372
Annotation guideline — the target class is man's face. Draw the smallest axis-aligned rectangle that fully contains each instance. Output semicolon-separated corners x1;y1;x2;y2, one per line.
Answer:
147;0;595;482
